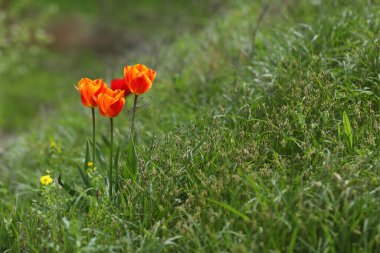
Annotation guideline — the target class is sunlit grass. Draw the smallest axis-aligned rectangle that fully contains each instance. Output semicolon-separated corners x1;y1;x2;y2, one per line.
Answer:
1;0;379;252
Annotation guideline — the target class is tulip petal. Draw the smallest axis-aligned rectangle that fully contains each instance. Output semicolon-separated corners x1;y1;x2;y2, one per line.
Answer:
129;75;152;95
146;69;156;82
134;63;148;73
76;78;106;108
111;78;131;96
96;87;125;118
123;64;156;95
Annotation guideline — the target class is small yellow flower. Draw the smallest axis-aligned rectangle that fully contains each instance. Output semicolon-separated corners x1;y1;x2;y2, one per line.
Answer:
87;161;94;167
50;140;57;148
40;175;53;186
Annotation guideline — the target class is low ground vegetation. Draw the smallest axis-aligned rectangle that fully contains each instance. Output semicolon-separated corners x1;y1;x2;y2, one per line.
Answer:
1;0;379;252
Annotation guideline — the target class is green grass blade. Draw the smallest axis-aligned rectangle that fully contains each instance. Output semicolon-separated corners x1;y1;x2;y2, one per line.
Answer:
84;140;91;168
207;198;250;221
123;139;138;181
288;225;299;253
76;163;91;189
192;137;206;156
343;111;353;149
114;146;121;192
58;174;78;196
96;146;106;167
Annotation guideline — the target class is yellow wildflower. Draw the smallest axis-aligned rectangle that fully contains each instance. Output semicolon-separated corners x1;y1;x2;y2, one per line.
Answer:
50;140;57;148
87;161;94;167
40;175;53;186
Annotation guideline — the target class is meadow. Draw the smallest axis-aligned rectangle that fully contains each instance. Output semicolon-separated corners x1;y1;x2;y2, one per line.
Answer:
0;0;379;252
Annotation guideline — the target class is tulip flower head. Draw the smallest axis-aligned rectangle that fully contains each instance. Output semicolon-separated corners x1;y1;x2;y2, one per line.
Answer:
111;78;131;97
95;87;125;118
124;64;156;95
76;78;106;108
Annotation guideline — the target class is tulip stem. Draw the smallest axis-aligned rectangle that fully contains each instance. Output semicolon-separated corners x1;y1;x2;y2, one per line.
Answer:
109;117;114;199
131;94;141;178
131;95;139;139
91;108;96;164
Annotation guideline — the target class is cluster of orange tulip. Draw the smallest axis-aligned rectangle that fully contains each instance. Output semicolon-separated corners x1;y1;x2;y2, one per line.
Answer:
76;63;156;118
75;64;156;198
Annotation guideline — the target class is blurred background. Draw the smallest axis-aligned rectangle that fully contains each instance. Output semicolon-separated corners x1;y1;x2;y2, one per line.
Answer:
0;0;227;138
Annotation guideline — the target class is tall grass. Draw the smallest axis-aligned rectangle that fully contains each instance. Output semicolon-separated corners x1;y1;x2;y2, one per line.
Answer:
1;0;379;252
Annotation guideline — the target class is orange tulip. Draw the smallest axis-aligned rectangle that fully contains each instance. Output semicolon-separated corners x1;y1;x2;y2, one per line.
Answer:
124;64;156;95
76;78;106;108
96;87;125;118
111;78;131;96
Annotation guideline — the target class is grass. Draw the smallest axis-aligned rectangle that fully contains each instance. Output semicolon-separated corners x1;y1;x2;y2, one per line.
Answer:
0;0;224;132
1;0;380;252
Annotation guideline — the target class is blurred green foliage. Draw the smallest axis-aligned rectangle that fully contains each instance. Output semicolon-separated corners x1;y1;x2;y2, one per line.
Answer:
0;0;53;74
0;0;53;131
0;0;226;132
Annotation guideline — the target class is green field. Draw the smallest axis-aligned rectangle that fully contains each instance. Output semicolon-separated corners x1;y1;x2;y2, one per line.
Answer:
1;0;380;252
0;0;222;132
